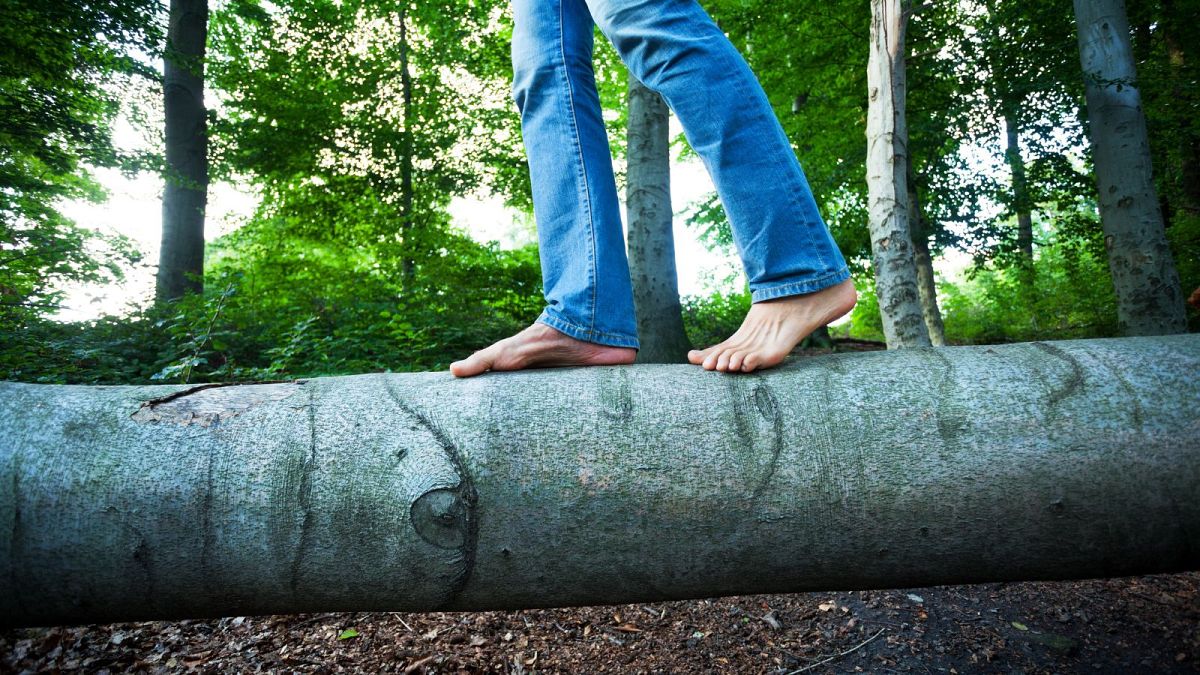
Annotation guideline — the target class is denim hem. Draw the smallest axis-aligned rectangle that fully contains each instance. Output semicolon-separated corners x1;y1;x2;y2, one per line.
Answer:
537;309;641;349
750;266;851;303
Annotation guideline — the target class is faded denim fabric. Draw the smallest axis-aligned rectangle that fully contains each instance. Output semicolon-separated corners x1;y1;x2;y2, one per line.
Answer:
511;0;850;349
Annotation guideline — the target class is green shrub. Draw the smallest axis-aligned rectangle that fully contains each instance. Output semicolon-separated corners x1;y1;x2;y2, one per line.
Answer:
941;238;1118;343
681;288;750;349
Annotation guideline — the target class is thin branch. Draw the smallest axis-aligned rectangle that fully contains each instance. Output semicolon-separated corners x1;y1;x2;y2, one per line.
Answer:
785;628;887;674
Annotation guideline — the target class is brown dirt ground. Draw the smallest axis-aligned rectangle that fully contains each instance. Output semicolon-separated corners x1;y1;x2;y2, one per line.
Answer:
2;574;1198;674
3;343;1198;674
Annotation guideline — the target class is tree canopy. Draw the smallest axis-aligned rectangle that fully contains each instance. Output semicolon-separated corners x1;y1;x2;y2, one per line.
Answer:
0;0;1195;383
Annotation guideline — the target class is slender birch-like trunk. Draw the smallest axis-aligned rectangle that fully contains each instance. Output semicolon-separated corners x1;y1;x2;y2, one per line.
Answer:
398;4;416;282
866;0;930;348
1003;112;1035;264
1074;0;1186;335
626;75;691;363
911;236;945;346
905;156;946;346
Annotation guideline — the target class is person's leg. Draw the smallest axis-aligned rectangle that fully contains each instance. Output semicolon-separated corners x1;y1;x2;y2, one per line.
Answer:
586;0;856;372
451;0;637;377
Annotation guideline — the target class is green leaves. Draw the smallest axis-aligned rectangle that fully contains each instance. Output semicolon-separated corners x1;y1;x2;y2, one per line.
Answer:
0;0;161;332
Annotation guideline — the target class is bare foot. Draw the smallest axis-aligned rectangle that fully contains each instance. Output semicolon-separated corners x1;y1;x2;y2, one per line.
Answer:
687;279;857;373
450;323;636;378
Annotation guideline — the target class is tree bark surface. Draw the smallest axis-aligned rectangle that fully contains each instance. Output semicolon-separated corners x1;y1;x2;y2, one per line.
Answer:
3;336;1198;627
625;74;691;363
866;0;931;348
906;157;946;346
1003;113;1035;264
1074;0;1187;335
157;0;209;302
397;4;416;282
911;235;946;346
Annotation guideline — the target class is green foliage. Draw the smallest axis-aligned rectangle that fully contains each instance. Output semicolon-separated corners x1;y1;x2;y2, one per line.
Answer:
942;238;1118;343
3;0;1194;388
845;277;886;343
151;282;238;383
142;231;543;382
0;0;544;384
843;225;1121;345
0;233;544;384
1167;211;1200;331
686;0;872;264
0;314;154;384
940;243;1118;341
681;289;751;350
0;0;161;331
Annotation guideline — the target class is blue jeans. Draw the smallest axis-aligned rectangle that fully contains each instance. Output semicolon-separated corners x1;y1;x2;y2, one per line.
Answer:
512;0;851;349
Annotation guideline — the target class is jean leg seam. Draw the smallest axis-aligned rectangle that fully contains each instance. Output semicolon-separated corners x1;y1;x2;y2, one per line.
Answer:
699;9;832;276
703;16;821;278
750;266;850;302
558;0;599;335
538;308;640;348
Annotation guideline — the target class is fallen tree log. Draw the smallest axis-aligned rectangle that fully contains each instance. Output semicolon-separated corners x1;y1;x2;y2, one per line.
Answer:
1;335;1198;627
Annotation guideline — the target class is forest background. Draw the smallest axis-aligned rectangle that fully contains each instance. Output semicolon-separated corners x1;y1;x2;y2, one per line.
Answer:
2;0;1197;384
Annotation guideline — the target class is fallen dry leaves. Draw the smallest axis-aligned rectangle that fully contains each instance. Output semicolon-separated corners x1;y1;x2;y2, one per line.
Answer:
1;573;1198;673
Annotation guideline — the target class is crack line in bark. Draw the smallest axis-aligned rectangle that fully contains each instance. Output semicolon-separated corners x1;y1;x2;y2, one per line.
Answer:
725;375;785;503
383;379;478;609
201;440;215;581
750;378;783;502
600;369;633;422
290;386;318;595
134;379;302;410
1088;348;1146;431
927;348;959;450
131;380;305;426
1031;342;1086;409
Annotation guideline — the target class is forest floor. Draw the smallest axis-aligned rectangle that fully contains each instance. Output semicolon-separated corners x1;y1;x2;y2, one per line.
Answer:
2;574;1197;674
3;344;1198;674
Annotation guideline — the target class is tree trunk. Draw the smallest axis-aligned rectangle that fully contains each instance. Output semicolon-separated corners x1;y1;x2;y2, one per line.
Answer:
1003;112;1035;263
625;74;691;363
156;0;209;302
398;5;416;281
911;236;945;346
2;335;1198;628
866;0;930;348
1074;0;1187;335
906;157;946;346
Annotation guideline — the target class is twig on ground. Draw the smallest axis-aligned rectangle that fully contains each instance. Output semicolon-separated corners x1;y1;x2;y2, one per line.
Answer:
784;628;886;674
390;614;414;633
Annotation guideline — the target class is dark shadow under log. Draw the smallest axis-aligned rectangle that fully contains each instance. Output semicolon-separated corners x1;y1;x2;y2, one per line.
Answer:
1;336;1198;627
